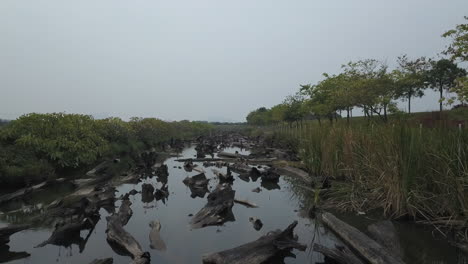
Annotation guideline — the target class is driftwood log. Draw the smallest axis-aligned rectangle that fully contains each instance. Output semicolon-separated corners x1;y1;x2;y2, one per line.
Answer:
202;221;306;264
321;212;405;264
106;197;150;264
234;199;258;208
313;243;364;264
190;184;235;229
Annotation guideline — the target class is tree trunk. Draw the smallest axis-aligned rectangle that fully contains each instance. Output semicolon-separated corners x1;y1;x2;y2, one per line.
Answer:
383;105;388;122
346;107;350;124
439;85;443;112
408;93;412;114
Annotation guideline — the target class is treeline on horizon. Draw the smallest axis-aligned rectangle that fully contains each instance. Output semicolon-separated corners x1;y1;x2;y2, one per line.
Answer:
247;17;468;125
0;113;213;187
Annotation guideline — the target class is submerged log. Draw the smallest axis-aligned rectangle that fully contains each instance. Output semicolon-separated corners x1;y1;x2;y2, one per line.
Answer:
106;197;150;264
0;181;48;205
202;221;306;264
313;243;364;264
149;221;167;251
89;258;113;264
0;225;30;244
367;221;403;259
321;212;405;264
190;184;235;229
274;166;313;185
234;199;258;208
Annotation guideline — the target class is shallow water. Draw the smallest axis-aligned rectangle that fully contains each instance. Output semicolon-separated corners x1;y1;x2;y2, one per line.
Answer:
0;146;467;264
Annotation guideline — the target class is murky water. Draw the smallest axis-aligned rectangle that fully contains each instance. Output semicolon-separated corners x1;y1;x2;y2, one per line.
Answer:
1;146;467;264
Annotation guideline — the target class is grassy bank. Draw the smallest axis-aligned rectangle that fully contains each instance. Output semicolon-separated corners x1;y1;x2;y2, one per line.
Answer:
0;113;213;188
256;115;468;239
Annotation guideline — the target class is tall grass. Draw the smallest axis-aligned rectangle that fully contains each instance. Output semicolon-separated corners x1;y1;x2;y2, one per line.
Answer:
273;120;468;231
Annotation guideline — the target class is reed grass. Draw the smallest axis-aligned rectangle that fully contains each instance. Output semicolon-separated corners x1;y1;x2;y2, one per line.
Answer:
272;120;468;236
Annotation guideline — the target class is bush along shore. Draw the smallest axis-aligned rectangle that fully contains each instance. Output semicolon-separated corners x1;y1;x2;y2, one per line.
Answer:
248;120;468;243
0;113;213;188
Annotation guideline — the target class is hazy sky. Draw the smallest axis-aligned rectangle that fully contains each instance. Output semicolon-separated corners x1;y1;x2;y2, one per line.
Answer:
1;1;467;122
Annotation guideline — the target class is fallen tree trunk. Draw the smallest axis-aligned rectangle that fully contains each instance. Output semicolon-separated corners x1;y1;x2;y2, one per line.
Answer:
313;243;364;264
106;197;150;264
190;184;235;229
202;221;306;264
0;182;48;205
321;212;405;264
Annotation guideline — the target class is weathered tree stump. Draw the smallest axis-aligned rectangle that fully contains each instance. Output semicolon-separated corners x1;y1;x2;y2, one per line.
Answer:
183;173;210;198
149;220;167;251
106;196;150;264
141;184;155;203
202;221;306;264
190;184;235;229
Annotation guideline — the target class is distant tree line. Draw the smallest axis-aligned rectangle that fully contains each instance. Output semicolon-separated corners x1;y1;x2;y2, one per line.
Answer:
247;17;468;125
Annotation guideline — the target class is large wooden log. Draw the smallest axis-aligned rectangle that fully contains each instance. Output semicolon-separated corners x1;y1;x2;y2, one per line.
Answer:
202;221;306;264
321;212;405;264
313;243;364;264
190;184;235;229
106;197;150;264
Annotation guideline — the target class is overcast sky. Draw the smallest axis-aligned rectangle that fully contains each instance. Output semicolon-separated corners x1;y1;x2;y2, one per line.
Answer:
1;1;467;122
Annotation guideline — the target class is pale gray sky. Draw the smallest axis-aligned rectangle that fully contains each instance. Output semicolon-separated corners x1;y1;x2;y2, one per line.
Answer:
0;0;467;122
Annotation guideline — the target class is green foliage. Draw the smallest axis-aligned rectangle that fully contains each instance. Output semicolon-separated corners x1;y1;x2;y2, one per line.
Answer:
2;113;107;168
0;113;213;187
442;16;468;62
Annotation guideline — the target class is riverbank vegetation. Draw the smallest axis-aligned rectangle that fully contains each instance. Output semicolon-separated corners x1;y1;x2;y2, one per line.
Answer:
246;17;468;240
0;113;213;188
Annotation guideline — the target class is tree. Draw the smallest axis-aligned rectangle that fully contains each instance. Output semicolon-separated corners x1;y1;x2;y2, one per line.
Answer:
394;55;430;113
342;59;396;122
442;16;468;62
282;94;306;124
425;59;467;112
246;107;271;126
